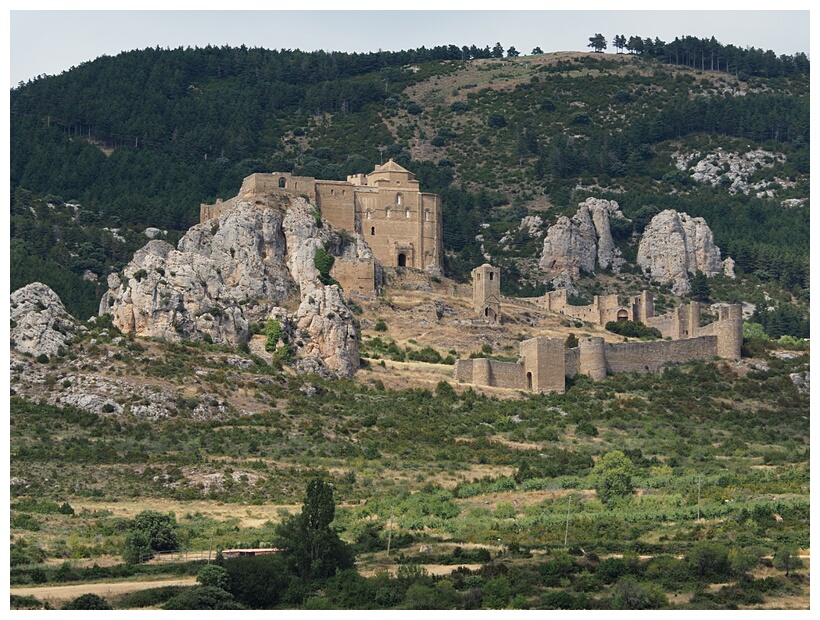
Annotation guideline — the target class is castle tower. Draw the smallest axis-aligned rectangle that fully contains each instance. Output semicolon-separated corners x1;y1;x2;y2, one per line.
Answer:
715;304;743;360
472;263;501;324
633;290;654;324
520;337;566;393
579;337;607;381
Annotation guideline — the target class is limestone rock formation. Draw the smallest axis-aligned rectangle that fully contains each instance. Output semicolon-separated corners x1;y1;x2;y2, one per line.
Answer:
673;148;795;198
10;282;77;357
101;196;362;377
636;210;725;296
539;198;627;287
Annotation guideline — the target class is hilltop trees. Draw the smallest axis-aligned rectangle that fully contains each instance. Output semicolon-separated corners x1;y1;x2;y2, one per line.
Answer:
588;34;607;53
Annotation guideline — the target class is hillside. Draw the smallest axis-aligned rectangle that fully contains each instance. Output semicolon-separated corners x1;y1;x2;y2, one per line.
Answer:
9;269;810;609
8;40;811;610
10;45;809;330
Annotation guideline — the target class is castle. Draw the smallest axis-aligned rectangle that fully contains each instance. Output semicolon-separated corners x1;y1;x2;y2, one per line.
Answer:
457;265;743;393
200;160;443;277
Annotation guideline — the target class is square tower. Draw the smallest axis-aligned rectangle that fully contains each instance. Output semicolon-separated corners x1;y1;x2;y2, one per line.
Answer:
472;263;501;323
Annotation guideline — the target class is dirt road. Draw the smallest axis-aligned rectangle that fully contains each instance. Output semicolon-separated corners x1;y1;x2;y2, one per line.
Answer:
10;576;197;606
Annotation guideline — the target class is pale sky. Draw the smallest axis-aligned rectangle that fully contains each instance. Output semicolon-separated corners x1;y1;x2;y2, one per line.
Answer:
7;5;812;88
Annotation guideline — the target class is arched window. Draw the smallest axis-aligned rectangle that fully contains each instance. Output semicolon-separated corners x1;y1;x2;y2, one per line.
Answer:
425;210;429;221
405;208;410;219
385;208;391;218
371;227;375;236
527;372;533;391
396;194;402;205
366;210;371;220
278;177;286;188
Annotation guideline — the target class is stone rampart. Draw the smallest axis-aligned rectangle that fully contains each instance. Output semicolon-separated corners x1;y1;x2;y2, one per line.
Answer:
453;358;527;390
604;336;718;375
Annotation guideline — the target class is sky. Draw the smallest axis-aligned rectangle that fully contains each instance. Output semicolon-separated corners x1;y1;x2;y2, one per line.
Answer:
7;4;812;88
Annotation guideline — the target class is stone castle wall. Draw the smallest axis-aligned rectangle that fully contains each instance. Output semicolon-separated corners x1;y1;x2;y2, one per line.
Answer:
453;358;528;391
330;258;376;295
456;333;725;394
604;336;718;375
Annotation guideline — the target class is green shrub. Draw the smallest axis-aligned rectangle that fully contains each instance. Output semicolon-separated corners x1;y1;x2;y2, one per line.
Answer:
605;320;662;340
62;593;112;610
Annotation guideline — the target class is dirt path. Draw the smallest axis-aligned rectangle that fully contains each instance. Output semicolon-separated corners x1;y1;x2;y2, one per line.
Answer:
10;576;197;606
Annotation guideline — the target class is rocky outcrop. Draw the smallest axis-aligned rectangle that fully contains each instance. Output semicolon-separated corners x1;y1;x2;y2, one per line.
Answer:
673;148;794;197
10;282;77;357
101;196;362;377
636;210;725;295
539;198;627;286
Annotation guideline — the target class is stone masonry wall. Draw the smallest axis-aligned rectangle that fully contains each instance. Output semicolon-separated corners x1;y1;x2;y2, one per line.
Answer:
604;336;718;375
330;258;376;296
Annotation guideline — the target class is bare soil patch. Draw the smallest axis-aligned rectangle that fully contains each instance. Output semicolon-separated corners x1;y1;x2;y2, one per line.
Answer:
10;577;197;606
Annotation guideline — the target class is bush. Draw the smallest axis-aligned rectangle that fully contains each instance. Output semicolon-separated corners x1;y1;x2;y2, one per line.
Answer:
487;112;507;128
163;586;245;610
117;586;189;609
605;320;662;340
197;564;230;590
374;319;387;332
62;593;112;610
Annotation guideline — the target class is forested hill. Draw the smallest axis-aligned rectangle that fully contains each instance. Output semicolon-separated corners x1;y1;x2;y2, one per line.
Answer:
10;40;810;328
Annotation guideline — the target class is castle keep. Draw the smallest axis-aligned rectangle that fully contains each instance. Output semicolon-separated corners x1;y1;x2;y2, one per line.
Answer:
201;160;443;275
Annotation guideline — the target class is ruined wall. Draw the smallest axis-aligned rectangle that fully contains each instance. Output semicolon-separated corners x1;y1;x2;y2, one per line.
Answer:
541;289;567;313
330;258;376;295
538;291;630;325
200;196;240;222
453;358;527;390
604;336;718;375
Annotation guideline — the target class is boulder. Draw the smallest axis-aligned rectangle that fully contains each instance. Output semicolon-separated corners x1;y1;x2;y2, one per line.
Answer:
10;282;77;357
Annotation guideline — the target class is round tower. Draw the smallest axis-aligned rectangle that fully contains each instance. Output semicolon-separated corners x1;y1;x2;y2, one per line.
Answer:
716;304;743;360
579;337;607;382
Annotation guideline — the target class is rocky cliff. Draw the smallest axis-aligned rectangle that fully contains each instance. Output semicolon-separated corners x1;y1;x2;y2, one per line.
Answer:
539;198;627;287
636;209;729;295
10;282;77;357
101;195;363;377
